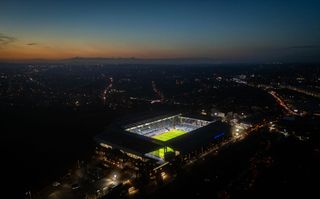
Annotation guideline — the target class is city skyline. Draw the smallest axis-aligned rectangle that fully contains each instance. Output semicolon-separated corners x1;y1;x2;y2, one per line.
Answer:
1;0;320;62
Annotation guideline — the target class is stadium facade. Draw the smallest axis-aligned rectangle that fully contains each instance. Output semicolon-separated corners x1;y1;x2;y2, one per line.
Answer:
95;113;231;166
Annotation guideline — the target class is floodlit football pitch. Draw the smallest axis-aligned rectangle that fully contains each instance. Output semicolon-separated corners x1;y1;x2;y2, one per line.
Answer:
152;129;186;141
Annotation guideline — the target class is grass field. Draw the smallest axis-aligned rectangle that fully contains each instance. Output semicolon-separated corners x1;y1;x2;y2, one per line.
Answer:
150;147;174;159
152;129;186;141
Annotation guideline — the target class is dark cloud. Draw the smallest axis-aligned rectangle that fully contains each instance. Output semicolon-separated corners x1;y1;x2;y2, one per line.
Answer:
26;43;38;46
288;45;320;49
0;33;17;47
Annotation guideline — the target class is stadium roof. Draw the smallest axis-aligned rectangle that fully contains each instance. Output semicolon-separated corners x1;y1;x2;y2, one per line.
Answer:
166;121;231;153
95;127;164;156
95;113;231;159
122;113;180;129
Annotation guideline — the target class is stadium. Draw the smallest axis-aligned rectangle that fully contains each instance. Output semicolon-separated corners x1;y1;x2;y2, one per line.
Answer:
95;113;231;164
125;115;211;141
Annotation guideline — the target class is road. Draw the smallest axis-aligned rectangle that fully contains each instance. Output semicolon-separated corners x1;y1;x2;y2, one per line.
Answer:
268;90;300;116
186;120;272;166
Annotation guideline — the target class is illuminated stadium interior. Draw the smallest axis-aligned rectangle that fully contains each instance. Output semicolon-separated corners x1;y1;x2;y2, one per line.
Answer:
96;114;230;162
125;114;212;142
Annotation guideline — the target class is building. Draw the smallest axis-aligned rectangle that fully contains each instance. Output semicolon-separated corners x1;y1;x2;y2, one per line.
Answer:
95;113;231;168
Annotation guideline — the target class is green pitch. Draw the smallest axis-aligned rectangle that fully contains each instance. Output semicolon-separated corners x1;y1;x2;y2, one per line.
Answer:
152;129;186;141
149;147;174;159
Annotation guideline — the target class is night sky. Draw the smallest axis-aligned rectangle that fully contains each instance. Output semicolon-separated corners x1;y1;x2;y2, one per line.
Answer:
1;0;320;62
